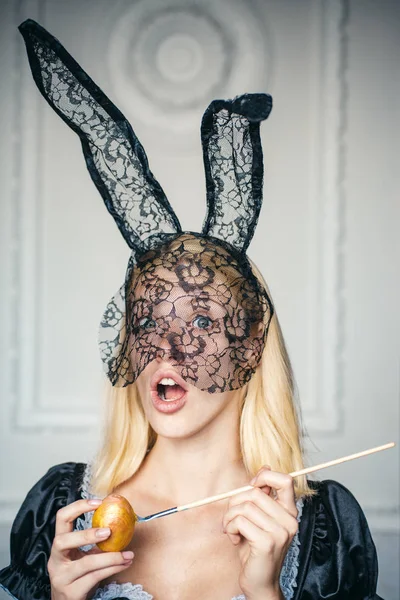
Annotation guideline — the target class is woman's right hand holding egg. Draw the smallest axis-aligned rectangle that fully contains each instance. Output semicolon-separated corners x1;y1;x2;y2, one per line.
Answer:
48;498;134;600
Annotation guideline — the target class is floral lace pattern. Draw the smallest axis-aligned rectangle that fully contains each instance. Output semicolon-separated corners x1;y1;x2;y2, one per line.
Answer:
105;233;273;391
20;19;273;392
91;583;246;600
74;462;99;552
77;464;303;600
201;95;272;254
280;495;304;599
91;582;153;600
23;26;181;251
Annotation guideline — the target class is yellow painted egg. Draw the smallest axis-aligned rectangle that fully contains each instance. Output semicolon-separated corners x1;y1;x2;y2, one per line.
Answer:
92;494;137;552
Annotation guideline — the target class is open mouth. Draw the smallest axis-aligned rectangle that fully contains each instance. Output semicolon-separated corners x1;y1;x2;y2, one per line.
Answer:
150;370;189;408
156;377;186;402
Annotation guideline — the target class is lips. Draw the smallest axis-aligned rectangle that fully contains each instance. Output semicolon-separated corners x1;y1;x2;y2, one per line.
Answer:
150;369;189;414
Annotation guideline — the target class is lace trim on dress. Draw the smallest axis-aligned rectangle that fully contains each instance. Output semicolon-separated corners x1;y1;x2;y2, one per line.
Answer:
91;582;153;600
279;496;304;600
74;462;103;552
77;464;303;600
90;583;248;600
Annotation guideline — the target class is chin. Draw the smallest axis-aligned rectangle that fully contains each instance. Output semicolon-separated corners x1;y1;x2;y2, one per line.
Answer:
145;405;219;441
136;363;241;440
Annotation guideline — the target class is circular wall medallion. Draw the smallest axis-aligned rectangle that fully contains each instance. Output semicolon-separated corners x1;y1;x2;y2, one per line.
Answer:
156;34;204;84
107;0;271;149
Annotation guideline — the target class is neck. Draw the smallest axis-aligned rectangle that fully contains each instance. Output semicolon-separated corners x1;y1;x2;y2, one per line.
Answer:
136;401;249;506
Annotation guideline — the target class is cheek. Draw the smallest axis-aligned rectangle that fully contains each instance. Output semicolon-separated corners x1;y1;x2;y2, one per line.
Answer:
134;363;156;406
190;388;239;417
135;376;146;400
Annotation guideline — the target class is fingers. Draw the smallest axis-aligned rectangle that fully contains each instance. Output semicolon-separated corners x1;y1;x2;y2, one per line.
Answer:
251;465;271;494
224;514;275;554
49;498;137;599
227;487;297;534
250;468;297;518
221;467;299;550
75;559;134;593
68;550;135;583
52;526;112;556
55;498;102;536
223;497;298;547
49;552;134;594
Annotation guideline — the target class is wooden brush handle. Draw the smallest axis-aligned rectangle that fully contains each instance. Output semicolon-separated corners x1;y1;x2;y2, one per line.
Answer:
177;442;395;513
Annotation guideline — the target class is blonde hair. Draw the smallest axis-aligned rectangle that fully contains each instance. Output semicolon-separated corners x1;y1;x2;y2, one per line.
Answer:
91;269;315;499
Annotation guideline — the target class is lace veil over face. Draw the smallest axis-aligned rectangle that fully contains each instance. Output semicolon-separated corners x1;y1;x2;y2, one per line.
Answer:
19;19;274;392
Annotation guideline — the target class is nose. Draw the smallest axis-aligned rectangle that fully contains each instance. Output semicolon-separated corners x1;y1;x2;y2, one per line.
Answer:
157;336;173;352
156;332;186;365
155;337;173;364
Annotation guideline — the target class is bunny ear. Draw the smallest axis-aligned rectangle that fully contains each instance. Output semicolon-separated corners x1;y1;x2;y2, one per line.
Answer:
19;19;181;250
201;94;272;253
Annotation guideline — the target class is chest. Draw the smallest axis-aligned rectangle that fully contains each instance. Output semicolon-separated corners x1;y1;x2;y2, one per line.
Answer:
101;511;243;600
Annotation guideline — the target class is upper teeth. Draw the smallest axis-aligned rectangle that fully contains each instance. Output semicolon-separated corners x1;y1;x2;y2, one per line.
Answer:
159;378;176;386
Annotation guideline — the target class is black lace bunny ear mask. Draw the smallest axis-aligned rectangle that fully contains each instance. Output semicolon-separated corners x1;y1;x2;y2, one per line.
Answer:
19;19;274;393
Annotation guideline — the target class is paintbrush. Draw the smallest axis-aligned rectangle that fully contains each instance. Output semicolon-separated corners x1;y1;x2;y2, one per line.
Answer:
135;442;395;522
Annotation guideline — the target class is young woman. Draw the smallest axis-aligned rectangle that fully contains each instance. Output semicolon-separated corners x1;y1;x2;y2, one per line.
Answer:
0;20;382;600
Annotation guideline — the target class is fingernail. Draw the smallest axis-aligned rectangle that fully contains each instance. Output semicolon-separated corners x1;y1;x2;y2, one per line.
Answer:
95;527;111;538
122;551;134;559
88;498;102;506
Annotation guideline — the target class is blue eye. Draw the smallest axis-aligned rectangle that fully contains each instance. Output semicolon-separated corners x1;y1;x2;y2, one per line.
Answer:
193;315;213;329
139;317;156;330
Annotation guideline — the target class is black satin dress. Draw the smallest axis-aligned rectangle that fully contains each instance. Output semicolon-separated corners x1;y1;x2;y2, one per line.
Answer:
0;463;383;600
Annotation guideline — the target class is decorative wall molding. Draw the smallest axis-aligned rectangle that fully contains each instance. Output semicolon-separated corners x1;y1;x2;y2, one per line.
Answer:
107;0;271;150
10;0;349;432
10;0;99;430
301;0;348;433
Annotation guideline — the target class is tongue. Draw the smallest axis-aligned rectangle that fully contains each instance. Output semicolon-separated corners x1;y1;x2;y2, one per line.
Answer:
165;384;185;401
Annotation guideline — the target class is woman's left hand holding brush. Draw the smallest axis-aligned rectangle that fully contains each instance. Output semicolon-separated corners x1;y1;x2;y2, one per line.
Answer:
222;467;298;600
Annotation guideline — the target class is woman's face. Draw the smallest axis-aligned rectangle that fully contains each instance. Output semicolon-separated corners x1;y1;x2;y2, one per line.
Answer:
125;234;268;394
135;357;243;440
125;234;265;439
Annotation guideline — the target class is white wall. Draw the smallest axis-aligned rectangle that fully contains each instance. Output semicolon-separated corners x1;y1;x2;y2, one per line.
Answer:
0;0;399;598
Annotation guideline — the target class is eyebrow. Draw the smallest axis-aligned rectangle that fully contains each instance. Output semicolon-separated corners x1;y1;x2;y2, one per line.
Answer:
132;294;228;315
